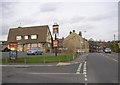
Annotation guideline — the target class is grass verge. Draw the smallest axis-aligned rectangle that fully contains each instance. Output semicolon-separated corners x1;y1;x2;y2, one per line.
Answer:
2;54;77;64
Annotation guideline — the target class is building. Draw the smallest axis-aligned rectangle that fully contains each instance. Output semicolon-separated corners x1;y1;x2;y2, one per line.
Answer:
63;30;89;53
89;39;107;52
0;41;8;52
57;37;64;53
7;25;53;52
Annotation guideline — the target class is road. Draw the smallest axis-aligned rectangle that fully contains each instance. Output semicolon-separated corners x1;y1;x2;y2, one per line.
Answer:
1;53;118;84
87;53;118;83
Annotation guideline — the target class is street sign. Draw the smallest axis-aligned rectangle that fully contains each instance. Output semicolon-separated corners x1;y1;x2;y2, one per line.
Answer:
53;40;58;47
53;27;58;34
9;43;17;50
9;50;17;60
53;23;59;34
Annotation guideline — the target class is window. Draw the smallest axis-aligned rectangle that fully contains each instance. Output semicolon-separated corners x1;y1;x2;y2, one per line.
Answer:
31;35;37;39
16;36;22;40
24;36;28;40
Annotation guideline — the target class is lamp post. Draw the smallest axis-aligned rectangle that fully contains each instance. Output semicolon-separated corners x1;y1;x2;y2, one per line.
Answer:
114;34;116;52
53;23;59;56
81;31;87;53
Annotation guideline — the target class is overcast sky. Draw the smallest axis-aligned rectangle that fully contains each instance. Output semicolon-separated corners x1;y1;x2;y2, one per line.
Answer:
0;0;119;41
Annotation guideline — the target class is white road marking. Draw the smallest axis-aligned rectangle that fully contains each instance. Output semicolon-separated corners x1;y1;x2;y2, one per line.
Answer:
101;53;118;62
56;62;70;66
112;59;118;62
76;63;82;74
83;61;88;82
29;72;77;75
84;69;87;72
76;72;80;74
83;72;87;75
0;65;54;67
85;78;88;81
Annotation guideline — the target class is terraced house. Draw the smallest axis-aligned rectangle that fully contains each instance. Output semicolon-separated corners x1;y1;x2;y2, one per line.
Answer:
7;25;53;52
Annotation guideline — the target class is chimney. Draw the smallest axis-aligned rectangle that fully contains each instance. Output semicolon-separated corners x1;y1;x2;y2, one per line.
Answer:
73;30;75;33
18;26;22;28
70;31;72;34
79;31;82;36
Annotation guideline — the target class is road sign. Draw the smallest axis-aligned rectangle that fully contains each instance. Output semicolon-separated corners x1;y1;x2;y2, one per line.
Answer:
9;50;17;60
53;40;58;47
53;23;59;34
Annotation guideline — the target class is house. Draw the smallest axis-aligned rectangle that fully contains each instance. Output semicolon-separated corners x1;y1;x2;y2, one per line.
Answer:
7;25;53;52
0;41;8;52
63;30;89;53
57;37;64;53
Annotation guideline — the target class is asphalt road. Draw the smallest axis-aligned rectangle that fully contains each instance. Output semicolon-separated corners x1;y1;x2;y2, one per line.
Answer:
1;53;118;84
87;53;118;83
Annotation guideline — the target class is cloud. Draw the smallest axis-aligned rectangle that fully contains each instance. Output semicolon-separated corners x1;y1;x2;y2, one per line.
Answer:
69;16;85;24
40;2;59;12
1;2;118;41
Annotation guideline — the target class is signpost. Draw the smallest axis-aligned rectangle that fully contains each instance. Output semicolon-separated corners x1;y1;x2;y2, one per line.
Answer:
9;43;17;60
53;40;58;47
9;50;17;60
53;23;59;56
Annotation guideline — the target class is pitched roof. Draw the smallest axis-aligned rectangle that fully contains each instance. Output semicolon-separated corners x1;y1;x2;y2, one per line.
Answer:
7;25;52;44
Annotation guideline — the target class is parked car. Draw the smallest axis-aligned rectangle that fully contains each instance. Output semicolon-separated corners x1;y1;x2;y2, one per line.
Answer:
104;48;111;53
98;50;103;53
2;47;11;52
27;48;43;55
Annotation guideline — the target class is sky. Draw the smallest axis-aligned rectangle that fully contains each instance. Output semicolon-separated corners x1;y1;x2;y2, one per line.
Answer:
0;0;119;41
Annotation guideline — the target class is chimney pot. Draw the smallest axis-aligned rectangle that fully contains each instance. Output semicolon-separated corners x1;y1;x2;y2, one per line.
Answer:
73;30;75;32
79;31;82;36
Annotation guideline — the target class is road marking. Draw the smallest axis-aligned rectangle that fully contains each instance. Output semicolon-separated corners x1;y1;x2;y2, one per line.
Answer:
83;72;87;75
83;61;88;82
56;62;71;66
0;65;55;67
76;63;82;74
28;72;77;75
85;78;88;81
101;53;118;62
112;59;118;62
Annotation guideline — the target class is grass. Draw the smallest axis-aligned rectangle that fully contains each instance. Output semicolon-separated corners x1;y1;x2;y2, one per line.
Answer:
2;54;77;64
0;59;2;63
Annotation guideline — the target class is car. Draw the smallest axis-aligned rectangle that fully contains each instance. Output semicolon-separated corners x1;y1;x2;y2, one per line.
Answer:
27;48;43;55
2;47;11;52
104;48;111;53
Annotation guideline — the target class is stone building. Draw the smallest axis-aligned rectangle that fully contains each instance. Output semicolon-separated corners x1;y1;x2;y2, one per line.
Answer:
63;30;89;53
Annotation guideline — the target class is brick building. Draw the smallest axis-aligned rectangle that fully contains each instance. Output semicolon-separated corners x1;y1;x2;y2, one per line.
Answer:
7;25;53;52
